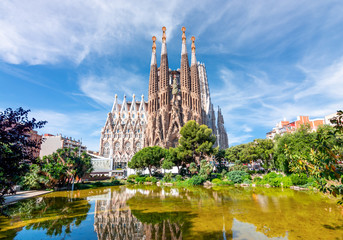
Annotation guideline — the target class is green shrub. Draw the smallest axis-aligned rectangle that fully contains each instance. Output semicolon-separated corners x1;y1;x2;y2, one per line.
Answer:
188;175;206;185
135;176;146;184
290;173;308;186
227;171;249;184
243;178;252;184
253;177;262;183
93;181;104;187
163;172;173;182
128;174;138;180
110;178;121;185
211;178;222;184
175;175;182;182
145;176;157;183
126;179;135;184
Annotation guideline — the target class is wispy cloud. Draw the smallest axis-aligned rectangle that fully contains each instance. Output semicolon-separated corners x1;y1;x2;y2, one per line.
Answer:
32;109;106;151
0;0;203;65
78;68;146;106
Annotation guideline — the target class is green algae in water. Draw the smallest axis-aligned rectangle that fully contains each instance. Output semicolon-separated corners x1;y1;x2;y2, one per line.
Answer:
0;186;342;240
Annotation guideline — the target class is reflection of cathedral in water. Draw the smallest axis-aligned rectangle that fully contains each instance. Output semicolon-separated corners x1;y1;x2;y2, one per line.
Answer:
90;187;185;240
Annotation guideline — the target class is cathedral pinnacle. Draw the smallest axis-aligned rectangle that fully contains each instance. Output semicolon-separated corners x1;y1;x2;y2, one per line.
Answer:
181;26;187;55
151;36;157;66
161;27;167;55
191;36;197;66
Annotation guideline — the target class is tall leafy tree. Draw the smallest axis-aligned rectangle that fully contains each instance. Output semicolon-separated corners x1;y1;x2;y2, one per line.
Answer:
178;120;216;164
128;146;165;176
0;107;46;204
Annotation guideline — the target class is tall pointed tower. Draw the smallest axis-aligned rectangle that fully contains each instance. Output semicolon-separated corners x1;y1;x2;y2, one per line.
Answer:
147;36;158;146
179;27;191;122
190;36;202;123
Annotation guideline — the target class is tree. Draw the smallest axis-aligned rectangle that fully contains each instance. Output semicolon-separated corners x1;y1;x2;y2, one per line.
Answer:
0;107;46;204
274;124;316;173
287;111;343;204
178;120;216;164
128;146;165;176
215;149;226;172
24;148;93;189
162;147;184;173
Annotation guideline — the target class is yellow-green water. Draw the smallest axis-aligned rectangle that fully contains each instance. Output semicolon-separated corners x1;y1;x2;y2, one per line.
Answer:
0;186;342;239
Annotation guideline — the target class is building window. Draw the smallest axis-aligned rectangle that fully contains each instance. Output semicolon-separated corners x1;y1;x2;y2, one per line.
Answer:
117;129;119;133
125;142;131;151
132;114;135;118
141;114;144;118
103;142;110;158
136;142;141;150
122;114;125;118
127;129;130;133
114;142;120;150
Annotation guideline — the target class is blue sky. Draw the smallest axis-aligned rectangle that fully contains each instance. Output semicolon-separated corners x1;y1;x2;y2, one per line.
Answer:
1;0;343;151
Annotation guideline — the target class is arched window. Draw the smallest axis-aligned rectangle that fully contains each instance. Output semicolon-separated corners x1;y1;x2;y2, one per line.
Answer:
125;142;131;151
122;114;125;119
117;129;119;133
136;142;141;150
103;142;110;158
114;142;120;150
132;114;135;118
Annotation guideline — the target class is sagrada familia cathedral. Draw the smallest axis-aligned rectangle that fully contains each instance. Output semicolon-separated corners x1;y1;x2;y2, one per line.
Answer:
91;27;228;177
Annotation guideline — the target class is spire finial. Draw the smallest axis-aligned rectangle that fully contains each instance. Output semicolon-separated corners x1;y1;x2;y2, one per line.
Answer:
182;26;186;42
115;94;117;99
162;26;166;42
133;93;135;98
152;36;156;50
191;36;196;51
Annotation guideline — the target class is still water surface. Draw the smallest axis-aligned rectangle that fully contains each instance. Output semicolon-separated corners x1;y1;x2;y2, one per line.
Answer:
0;186;342;240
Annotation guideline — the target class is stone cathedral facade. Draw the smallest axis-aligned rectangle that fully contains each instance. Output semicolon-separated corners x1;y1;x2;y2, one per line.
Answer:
91;27;228;176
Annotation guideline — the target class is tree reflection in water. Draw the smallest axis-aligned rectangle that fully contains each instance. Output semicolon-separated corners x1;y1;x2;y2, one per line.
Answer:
7;196;91;237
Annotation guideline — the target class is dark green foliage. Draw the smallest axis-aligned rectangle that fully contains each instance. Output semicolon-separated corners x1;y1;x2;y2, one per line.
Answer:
198;159;212;180
110;178;121;185
0;107;46;204
163;172;173;182
93;182;104;187
178;120;216;164
188;175;205;185
145;176;157;183
290;173;308;186
135;176;146;184
227;170;249;184
128;146;165;176
175;175;182;182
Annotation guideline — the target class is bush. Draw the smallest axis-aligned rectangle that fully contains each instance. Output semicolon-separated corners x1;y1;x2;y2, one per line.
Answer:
145;176;157;183
175;175;182;182
211;178;222;184
126;179;135;184
128;174;139;181
290;173;308;186
135;176;146;184
110;177;121;185
93;181;104;187
227;171;249;184
163;172;173;182
188;175;206;185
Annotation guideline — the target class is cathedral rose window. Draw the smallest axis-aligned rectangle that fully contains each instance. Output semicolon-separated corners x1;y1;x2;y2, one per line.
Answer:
114;142;120;150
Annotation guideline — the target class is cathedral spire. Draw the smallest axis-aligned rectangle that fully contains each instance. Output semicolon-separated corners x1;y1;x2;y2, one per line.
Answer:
121;95;128;112
139;94;145;112
161;26;167;55
150;36;157;66
180;26;191;112
181;26;187;55
191;36;197;66
130;94;136;112
159;26;169;91
111;94;119;113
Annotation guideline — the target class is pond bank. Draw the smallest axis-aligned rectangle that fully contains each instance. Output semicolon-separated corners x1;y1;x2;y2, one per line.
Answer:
4;190;52;205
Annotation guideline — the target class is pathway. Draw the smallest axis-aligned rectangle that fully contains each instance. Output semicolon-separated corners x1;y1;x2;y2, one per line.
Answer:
4;190;52;205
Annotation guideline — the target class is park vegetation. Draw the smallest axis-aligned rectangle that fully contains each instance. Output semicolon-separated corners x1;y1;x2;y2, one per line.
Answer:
127;112;343;204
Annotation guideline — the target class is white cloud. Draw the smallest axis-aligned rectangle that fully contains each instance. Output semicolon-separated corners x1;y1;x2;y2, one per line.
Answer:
78;68;146;106
0;0;203;65
32;109;106;151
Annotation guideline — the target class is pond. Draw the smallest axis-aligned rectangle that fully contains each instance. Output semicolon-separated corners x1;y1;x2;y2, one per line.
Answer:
0;186;342;240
